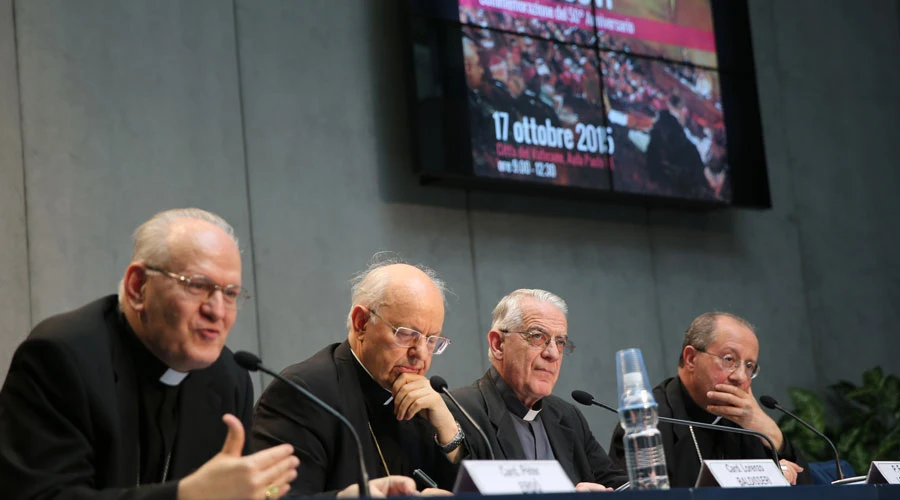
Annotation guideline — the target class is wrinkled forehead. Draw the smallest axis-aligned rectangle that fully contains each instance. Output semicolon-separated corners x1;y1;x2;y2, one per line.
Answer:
379;285;445;334
709;317;759;360
518;299;567;334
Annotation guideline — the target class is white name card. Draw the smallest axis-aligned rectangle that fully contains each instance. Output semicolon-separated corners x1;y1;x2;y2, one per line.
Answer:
452;459;575;495
695;459;790;488
866;461;900;484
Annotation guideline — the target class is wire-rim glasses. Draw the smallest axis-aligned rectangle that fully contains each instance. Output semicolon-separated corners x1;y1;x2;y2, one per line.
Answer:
368;309;451;355
695;349;760;379
500;329;575;355
145;265;250;310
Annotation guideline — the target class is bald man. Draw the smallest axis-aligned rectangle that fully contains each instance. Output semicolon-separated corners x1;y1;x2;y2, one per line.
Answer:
608;312;812;487
252;258;466;495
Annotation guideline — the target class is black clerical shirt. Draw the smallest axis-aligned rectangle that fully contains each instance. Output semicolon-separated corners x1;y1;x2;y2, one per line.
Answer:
678;377;746;463
120;315;184;485
490;368;554;461
352;354;433;478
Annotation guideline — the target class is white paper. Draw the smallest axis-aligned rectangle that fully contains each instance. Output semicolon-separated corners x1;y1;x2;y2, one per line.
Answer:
698;459;790;488
453;460;575;495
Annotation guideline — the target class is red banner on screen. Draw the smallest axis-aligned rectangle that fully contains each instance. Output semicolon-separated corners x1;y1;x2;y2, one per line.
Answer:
458;0;715;53
598;11;715;53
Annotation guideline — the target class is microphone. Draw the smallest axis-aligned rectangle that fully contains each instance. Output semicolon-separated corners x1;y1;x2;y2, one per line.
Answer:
572;389;618;413
760;395;843;480
234;351;370;497
430;376;495;460
572;390;780;464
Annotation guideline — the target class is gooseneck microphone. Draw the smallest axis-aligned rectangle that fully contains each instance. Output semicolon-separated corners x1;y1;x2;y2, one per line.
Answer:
234;351;370;497
572;389;780;465
760;395;843;480
572;389;617;413
430;376;496;460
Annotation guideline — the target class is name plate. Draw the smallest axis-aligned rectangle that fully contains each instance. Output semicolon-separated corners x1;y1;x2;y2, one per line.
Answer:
695;459;790;488
453;459;575;495
867;461;900;484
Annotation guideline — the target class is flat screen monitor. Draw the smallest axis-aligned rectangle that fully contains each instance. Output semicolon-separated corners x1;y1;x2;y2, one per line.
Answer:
404;0;771;209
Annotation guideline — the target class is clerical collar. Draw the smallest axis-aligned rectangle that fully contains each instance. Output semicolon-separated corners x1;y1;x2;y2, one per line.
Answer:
120;311;189;386
489;367;542;421
159;368;188;386
677;375;721;425
350;347;393;406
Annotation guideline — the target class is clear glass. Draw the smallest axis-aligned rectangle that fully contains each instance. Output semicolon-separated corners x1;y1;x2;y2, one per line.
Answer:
616;348;670;490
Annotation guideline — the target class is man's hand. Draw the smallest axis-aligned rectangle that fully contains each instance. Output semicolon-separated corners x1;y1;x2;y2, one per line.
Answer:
392;373;462;462
780;459;804;485
337;476;418;498
706;384;784;451
575;482;613;492
420;487;454;496
177;414;299;500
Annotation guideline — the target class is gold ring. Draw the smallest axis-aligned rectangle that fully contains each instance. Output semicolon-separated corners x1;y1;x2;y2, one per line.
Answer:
265;484;280;498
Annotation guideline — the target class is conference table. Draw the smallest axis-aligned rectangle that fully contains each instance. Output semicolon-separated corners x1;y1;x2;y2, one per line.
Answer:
445;485;900;499
286;485;900;499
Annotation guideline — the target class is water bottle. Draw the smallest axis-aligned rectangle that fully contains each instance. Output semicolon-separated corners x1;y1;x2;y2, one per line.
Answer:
616;348;670;490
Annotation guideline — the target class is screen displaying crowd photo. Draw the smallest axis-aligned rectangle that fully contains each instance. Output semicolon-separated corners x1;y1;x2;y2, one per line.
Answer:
413;0;745;205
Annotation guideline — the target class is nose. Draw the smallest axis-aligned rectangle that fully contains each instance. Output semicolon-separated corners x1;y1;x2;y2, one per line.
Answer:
541;341;561;360
728;365;749;384
407;336;430;359
201;290;227;320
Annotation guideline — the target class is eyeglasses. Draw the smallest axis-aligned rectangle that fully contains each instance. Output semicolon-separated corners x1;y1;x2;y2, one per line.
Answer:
145;265;250;310
696;349;759;379
500;329;575;355
368;309;451;355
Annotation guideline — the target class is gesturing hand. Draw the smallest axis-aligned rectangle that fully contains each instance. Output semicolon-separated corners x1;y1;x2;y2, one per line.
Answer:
177;414;299;500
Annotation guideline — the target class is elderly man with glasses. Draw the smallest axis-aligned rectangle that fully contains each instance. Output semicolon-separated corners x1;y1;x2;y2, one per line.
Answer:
0;208;301;500
447;289;629;491
251;258;465;496
609;312;812;487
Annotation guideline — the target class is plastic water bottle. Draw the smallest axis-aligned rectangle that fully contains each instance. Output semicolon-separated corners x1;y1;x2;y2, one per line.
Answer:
616;348;670;490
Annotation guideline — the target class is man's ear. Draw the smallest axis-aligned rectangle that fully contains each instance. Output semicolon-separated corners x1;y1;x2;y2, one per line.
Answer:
487;330;504;360
682;345;697;370
123;263;148;310
350;306;371;339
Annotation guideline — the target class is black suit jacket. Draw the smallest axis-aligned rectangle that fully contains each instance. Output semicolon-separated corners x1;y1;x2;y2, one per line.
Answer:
0;295;254;500
608;376;812;488
448;369;628;488
251;341;460;496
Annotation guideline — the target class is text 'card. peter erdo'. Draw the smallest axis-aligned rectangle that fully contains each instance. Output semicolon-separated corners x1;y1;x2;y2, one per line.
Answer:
453;460;575;495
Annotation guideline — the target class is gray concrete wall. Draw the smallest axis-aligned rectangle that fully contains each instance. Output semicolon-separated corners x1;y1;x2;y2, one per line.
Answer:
1;0;897;444
0;0;30;378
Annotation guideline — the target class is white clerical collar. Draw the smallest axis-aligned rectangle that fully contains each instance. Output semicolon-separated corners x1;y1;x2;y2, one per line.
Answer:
349;347;394;405
159;368;189;386
523;408;541;422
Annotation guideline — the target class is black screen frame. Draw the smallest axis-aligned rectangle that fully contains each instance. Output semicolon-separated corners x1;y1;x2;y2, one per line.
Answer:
402;0;772;210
